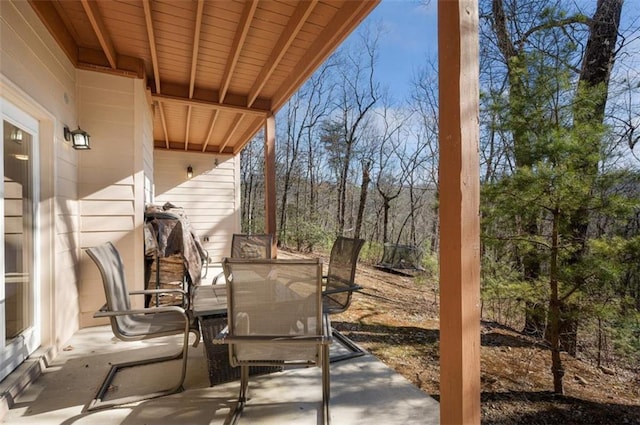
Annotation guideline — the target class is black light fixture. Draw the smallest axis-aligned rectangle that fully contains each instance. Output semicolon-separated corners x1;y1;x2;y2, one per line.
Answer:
187;165;193;179
64;125;91;150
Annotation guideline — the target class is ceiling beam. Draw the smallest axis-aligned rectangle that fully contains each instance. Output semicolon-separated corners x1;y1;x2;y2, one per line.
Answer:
247;0;317;108
142;0;161;93
80;0;117;69
232;119;266;155
219;114;245;153
185;105;192;150
201;110;219;152
158;82;271;111
219;0;258;103
77;48;144;78
272;0;375;111
158;103;170;149
153;143;232;155
189;0;204;153
189;0;205;99
28;0;78;66
151;92;268;117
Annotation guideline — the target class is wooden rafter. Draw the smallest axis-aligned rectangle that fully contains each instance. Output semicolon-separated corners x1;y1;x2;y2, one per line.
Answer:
272;0;370;110
142;0;161;94
185;105;192;150
28;0;78;66
28;0;380;156
247;0;317;108
143;0;167;149
219;114;245;153
187;0;204;151
232;119;266;155
189;0;205;99
151;93;268;117
201;110;219;152
80;0;117;69
219;0;258;103
158;103;170;149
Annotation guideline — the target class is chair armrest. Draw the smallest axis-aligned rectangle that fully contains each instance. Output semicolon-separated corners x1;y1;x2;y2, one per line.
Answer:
212;271;225;285
211;325;230;344
130;288;187;296
93;304;188;319
212;317;333;346
216;334;330;344
322;284;362;296
322;313;333;342
201;249;210;278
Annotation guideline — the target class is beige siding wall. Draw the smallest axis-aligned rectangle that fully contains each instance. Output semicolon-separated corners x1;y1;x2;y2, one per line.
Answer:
1;0;80;348
153;152;240;263
77;71;152;327
141;101;155;205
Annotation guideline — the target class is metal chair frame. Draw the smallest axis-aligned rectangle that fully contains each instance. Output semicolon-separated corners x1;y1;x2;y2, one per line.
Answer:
212;234;274;284
85;242;200;411
322;236;366;362
215;257;332;425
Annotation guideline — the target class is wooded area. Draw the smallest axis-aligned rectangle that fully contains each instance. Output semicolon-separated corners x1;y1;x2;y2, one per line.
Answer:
239;0;639;393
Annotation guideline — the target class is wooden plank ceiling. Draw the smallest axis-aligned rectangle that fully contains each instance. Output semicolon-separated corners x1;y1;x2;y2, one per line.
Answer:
29;0;379;155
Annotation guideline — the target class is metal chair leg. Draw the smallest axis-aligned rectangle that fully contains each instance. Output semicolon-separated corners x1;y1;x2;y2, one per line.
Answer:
230;365;249;425
330;328;366;363
85;326;196;412
322;343;331;425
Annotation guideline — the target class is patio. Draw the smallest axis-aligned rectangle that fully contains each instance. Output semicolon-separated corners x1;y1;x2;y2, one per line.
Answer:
1;0;482;422
2;325;439;424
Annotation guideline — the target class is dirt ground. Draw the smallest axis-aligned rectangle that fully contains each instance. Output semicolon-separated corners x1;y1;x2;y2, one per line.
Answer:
293;249;640;424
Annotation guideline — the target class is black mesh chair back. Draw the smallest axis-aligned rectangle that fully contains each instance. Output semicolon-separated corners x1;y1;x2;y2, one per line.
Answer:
323;237;365;314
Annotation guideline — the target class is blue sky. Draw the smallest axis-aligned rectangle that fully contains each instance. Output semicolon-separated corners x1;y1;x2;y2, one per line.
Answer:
359;0;639;107
364;0;438;101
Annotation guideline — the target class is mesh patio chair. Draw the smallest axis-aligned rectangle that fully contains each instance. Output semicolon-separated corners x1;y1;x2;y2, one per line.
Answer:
216;258;332;425
323;236;366;362
85;242;200;411
212;233;274;284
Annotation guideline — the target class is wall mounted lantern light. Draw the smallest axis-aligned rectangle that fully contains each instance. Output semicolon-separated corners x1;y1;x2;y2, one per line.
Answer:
187;165;193;179
10;128;24;143
64;126;91;150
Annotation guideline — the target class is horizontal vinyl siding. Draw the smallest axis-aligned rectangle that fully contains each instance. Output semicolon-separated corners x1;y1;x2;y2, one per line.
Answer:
77;71;146;326
153;152;239;262
1;0;81;347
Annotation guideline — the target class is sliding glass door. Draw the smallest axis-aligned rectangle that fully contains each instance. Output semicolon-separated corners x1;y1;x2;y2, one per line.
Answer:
1;104;39;381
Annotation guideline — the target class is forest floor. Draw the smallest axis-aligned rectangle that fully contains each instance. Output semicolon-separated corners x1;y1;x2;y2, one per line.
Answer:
287;249;640;424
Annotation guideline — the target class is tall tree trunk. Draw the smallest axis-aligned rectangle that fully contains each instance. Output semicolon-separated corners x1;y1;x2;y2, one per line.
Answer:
355;160;371;239
338;139;354;235
279;173;290;244
562;0;624;356
307;138;317;221
492;0;544;335
549;206;564;394
382;198;391;243
522;219;545;338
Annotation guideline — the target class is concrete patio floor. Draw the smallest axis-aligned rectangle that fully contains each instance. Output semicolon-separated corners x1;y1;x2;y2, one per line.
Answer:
2;326;439;424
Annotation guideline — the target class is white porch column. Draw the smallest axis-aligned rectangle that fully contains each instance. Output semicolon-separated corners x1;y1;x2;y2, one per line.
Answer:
437;0;481;424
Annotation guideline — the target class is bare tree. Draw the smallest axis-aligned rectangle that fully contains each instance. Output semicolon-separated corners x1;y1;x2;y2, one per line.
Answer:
240;134;265;233
277;61;334;246
373;105;410;243
324;22;381;236
410;58;441;250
